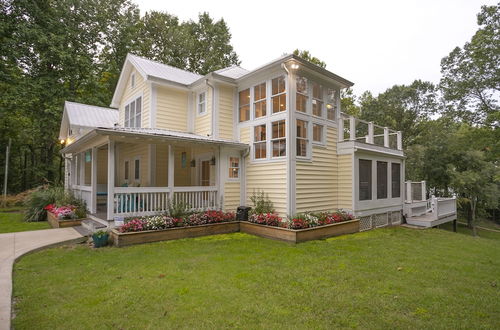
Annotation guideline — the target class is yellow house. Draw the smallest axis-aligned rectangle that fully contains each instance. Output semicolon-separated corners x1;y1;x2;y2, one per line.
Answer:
59;54;456;230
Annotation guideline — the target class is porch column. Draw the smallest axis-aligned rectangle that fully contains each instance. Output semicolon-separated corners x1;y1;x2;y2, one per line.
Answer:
349;116;356;141
216;146;222;210
421;181;426;201
383;127;389;148
107;140;115;220
79;152;85;186
406;181;412;202
168;145;174;201
90;147;97;214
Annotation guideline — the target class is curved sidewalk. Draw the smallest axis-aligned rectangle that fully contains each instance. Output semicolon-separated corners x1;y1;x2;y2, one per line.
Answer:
0;227;87;330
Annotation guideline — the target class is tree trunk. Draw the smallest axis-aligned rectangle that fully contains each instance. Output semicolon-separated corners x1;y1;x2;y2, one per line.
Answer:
466;201;473;229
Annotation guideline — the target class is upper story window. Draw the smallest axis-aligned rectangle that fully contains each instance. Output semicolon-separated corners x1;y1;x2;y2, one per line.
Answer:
359;159;372;201
312;82;323;117
272;120;286;157
377;161;388;199
198;92;206;115
254;124;266;159
313;123;323;143
391;163;401;198
125;96;142;128
239;89;250;122
130;73;135;89
296;119;308;157
229;157;240;178
296;76;308;113
326;89;336;120
254;82;266;118
272;76;286;113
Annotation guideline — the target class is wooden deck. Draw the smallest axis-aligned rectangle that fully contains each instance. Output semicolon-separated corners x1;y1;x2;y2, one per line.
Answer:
406;212;457;228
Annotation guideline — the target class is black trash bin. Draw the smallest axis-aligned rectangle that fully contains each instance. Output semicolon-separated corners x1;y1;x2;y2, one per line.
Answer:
236;206;251;221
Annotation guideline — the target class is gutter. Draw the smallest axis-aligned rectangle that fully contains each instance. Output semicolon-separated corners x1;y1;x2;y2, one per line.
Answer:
205;79;215;138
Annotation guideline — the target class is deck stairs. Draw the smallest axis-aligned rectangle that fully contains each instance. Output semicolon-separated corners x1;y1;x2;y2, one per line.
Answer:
404;196;457;228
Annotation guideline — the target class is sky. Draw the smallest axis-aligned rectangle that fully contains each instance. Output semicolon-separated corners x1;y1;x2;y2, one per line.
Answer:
134;0;495;96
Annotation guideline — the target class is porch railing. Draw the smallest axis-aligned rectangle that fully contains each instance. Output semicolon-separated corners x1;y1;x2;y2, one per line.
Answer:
113;186;219;218
338;113;402;150
71;185;92;211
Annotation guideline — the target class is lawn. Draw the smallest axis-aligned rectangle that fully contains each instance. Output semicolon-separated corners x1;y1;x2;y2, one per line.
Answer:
440;220;500;241
13;228;499;329
0;209;50;233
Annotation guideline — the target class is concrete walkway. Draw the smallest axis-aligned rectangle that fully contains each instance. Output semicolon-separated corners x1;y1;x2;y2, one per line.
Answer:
0;227;87;330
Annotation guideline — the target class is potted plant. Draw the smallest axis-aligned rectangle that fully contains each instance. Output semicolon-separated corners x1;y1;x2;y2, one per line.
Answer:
92;230;109;248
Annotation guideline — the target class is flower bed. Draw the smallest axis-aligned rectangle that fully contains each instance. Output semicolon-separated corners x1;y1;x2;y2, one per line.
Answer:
111;211;239;247
45;204;87;228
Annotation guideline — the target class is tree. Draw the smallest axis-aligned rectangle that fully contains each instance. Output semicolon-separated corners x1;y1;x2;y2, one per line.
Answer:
440;3;500;126
292;49;326;68
340;88;360;117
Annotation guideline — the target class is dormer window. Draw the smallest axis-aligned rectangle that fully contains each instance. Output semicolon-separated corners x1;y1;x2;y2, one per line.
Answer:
130;73;135;89
198;92;206;115
125;96;142;128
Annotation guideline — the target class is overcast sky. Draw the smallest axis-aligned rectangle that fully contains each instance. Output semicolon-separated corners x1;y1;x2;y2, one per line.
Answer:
135;0;494;95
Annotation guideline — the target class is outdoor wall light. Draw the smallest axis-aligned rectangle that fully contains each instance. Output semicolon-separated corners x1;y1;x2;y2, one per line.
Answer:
60;139;65;145
290;63;299;70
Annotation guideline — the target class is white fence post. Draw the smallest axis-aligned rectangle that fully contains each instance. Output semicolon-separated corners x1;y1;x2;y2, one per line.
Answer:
349;116;356;141
338;117;344;142
367;122;374;144
406;181;412;202
384;127;389;148
397;131;403;150
421;181;426;201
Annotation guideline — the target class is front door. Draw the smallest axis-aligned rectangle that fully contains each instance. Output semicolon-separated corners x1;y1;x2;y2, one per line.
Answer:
201;160;210;186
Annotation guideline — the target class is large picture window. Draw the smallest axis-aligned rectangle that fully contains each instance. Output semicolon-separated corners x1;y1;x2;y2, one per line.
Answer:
254;82;266;118
272;76;286;113
272;120;286;157
359;159;372;201
392;163;401;198
377;161;388;199
296;76;308;112
296;119;308;157
254;124;266;159
239;89;250;122
312;82;323;117
124;96;142;128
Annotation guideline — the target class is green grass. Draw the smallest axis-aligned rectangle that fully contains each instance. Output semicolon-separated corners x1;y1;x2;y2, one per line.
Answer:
0;210;50;233
440;220;500;241
13;228;500;329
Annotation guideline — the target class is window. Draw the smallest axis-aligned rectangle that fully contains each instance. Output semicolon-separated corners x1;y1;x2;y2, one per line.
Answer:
312;82;323;117
254;124;266;159
296;76;308;112
326;89;336;120
198;92;206;115
134;159;140;180
272;120;286;157
272;76;286;113
253;82;266;118
296;119;308;157
131;73;135;88
229;157;240;178
239;89;250;122
313;123;323;143
377;161;388;199
124;96;142;128
359;159;372;201
392;163;401;198
124;161;129;180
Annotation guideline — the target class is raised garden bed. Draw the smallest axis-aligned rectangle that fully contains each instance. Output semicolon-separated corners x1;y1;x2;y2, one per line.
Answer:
47;211;87;228
240;219;360;243
110;221;240;247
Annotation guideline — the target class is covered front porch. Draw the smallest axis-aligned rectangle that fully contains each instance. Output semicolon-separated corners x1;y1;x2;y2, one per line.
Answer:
63;128;247;223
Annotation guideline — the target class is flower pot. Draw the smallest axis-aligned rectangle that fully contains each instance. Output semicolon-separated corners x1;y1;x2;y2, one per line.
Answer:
92;233;109;248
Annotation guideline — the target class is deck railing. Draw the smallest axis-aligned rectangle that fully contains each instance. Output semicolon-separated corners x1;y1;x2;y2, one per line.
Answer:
113;186;219;218
339;113;402;150
435;197;457;219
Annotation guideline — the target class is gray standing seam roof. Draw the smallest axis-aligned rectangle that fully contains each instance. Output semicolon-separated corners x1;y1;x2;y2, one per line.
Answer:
65;101;118;128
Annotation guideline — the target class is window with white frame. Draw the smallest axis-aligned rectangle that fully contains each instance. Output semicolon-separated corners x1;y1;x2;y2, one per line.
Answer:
124;160;129;181
326;89;336;120
359;159;372;201
239;89;250;122
312;82;323;117
377;161;388;199
296;119;308;157
313;123;323;143
130;73;135;89
272;76;286;113
272;120;286;157
134;158;140;181
296;76;308;113
198;92;206;115
229;157;240;178
391;163;401;198
254;82;266;118
254;124;266;159
124;96;142;128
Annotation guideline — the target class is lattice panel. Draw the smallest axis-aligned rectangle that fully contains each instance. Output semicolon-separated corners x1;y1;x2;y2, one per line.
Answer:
390;211;401;225
359;216;373;231
373;212;389;228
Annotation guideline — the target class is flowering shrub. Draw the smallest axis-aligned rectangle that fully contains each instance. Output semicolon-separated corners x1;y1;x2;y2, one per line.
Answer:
44;204;79;220
119;218;146;232
248;213;282;227
286;210;355;229
185;210;236;226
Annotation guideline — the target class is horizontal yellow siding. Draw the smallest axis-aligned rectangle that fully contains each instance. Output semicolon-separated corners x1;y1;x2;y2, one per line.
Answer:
118;68;150;128
296;127;338;213
224;181;240;212
155;144;168;187
195;89;212;136
338;154;353;210
117;142;150;187
246;161;287;216
218;86;234;140
156;86;188;131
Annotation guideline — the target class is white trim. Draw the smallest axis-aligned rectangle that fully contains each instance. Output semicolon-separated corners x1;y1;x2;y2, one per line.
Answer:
107;139;115;220
227;155;241;181
213;85;219;138
130;72;135;89
90;146;97;213
287;69;296;216
196;91;207;116
123;91;144;128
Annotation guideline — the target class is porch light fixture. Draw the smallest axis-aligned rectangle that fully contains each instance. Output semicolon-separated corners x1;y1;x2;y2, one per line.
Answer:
60;139;65;145
210;156;216;165
290;63;299;70
190;159;196;167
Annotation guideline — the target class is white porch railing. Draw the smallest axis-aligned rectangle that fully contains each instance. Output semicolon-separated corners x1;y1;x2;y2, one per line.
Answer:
71;185;92;211
113;186;219;218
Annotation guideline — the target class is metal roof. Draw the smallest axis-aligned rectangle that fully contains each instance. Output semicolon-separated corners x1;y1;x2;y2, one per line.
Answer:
128;54;202;85
215;66;249;79
65;101;118;127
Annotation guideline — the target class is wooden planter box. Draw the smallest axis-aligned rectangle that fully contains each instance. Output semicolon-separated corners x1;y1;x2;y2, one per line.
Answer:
240;219;360;243
110;221;240;247
47;211;86;228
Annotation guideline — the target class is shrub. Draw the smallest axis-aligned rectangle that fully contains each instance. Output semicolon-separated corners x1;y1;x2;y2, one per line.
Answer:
142;215;180;231
24;186;65;222
119;218;146;232
185;210;236;226
287;210;355;229
167;200;191;219
248;213;282;227
249;190;274;215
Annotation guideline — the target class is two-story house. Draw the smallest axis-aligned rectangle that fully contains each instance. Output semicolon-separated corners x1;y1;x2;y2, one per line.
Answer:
59;53;457;231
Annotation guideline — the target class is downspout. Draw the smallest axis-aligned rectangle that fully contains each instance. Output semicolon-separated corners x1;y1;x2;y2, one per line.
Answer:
206;79;215;138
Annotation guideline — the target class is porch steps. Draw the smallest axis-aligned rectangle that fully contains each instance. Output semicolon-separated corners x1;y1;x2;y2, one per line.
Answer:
81;219;107;234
